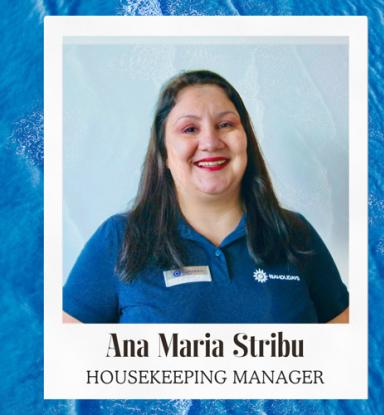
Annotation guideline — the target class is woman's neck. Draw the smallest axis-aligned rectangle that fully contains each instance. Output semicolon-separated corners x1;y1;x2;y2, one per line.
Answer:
178;193;243;246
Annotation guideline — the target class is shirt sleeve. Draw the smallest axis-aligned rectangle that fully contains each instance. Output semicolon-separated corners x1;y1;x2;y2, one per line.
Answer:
63;215;125;323
298;215;349;323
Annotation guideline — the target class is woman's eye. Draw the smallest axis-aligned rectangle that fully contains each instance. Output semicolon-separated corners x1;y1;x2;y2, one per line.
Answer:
183;126;197;134
218;122;232;129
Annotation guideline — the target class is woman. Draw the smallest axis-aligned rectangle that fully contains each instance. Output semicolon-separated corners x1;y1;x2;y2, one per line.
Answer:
63;70;349;324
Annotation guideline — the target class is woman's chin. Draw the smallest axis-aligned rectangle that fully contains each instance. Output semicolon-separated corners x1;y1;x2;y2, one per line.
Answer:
195;183;235;198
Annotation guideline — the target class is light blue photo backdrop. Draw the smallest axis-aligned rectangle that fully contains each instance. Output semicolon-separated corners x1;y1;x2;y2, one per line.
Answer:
63;38;349;284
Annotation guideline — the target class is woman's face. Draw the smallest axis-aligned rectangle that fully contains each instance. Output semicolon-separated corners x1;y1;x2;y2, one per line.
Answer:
164;84;248;202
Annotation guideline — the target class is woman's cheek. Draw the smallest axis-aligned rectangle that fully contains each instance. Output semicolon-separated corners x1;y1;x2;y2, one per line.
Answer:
168;139;197;166
179;140;198;161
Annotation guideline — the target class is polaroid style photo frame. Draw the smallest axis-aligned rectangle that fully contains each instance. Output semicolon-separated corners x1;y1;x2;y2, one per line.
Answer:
44;16;367;399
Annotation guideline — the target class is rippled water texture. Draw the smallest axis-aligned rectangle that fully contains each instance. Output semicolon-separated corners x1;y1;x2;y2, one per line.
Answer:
0;0;382;414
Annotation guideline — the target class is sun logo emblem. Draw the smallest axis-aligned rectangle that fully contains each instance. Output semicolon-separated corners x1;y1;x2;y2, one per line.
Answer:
253;268;268;283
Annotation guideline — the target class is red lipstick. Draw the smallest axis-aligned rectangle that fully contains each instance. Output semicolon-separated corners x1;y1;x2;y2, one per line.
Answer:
193;157;229;171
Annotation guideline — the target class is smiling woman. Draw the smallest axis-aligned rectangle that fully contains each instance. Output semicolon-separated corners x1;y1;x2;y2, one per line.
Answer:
164;84;248;245
63;70;349;324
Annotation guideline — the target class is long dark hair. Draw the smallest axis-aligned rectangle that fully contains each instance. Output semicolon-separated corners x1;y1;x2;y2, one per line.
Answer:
117;70;308;281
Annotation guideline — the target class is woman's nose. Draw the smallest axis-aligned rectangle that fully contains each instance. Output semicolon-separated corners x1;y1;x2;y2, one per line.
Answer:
198;125;225;151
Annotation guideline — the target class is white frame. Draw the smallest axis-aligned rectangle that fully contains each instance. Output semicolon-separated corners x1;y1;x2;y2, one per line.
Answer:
44;16;367;399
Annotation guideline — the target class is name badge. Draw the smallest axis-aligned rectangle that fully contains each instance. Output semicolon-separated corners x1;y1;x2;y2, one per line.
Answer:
163;266;212;287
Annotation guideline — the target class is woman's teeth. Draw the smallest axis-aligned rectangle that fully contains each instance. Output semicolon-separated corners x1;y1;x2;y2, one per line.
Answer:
197;160;226;167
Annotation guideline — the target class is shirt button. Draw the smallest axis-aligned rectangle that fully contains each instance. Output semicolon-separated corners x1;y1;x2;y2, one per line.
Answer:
215;249;221;257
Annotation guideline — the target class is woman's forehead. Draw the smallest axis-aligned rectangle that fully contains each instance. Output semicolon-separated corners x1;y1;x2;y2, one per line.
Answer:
170;84;237;116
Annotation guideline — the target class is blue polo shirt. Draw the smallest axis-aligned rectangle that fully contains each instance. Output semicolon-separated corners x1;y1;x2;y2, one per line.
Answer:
63;213;348;323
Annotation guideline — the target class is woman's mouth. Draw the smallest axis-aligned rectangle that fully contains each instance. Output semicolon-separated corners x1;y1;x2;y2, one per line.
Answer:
194;157;229;171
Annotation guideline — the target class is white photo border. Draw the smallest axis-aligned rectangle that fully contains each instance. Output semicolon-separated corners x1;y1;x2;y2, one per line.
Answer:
44;16;368;399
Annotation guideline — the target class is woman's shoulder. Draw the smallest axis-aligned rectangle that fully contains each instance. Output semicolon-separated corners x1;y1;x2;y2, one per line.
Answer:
97;212;128;232
104;212;129;228
281;209;320;249
88;213;129;252
282;209;337;262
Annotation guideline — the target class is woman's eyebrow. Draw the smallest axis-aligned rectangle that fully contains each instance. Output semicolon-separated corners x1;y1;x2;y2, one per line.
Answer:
174;114;201;124
216;110;239;118
173;111;239;125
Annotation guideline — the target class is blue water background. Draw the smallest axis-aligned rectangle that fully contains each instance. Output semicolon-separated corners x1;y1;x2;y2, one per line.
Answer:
0;0;382;414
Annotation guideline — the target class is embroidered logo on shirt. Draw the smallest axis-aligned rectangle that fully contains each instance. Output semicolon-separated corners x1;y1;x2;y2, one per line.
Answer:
253;268;300;283
163;266;212;287
253;269;268;283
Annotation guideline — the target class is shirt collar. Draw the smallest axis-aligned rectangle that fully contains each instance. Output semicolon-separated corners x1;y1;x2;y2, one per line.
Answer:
178;214;247;248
